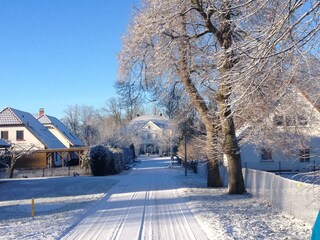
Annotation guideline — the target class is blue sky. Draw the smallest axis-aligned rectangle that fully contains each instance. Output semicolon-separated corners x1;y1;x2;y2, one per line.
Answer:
0;0;138;118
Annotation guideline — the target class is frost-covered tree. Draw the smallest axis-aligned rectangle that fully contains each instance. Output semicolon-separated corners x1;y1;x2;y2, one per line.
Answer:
62;105;101;146
118;0;319;194
0;144;39;178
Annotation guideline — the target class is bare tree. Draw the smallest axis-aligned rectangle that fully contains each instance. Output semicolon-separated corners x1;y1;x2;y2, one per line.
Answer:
118;0;223;188
0;144;39;178
118;0;319;193
102;97;123;126
62;105;81;137
62;105;100;146
115;80;145;121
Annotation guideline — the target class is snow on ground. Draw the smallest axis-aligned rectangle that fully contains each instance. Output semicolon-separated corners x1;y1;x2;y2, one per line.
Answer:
0;157;313;240
178;173;312;240
0;175;121;240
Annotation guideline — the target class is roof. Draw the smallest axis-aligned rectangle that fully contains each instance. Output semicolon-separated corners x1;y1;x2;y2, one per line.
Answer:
0;107;66;149
37;114;84;147
0;139;10;148
126;115;169;132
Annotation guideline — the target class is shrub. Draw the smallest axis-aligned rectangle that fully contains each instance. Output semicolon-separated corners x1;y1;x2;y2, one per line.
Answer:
122;144;135;165
105;146;124;174
89;145;108;176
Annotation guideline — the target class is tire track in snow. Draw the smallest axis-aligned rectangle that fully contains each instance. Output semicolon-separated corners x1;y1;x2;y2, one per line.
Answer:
60;157;209;240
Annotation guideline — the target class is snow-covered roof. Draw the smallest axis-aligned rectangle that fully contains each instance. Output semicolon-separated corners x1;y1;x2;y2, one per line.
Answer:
0;107;66;149
0;139;10;148
126;115;169;132
37;114;84;147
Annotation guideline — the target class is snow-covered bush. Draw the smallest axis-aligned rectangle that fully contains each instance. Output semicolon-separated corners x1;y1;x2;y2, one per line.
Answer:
122;144;135;165
90;145;126;176
89;145;108;176
105;146;124;174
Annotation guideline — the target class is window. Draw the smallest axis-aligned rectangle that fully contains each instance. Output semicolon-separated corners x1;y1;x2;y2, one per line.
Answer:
147;133;152;139
273;115;283;126
16;130;24;141
298;115;308;126
285;116;295;126
299;148;310;162
261;148;272;161
1;131;8;140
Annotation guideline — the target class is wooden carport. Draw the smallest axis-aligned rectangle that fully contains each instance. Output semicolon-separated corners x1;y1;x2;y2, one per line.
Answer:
37;147;89;168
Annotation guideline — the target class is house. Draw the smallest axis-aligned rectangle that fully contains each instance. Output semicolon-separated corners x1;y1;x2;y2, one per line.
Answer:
124;114;170;156
237;87;320;172
36;108;84;148
0;107;66;168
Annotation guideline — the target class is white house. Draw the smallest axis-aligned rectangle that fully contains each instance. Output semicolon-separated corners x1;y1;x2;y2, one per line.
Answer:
36;108;84;148
124;114;170;156
237;88;320;172
0;107;67;167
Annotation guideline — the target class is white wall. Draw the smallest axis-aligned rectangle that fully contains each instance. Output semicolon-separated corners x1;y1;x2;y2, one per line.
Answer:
240;139;320;172
0;126;44;150
47;126;71;148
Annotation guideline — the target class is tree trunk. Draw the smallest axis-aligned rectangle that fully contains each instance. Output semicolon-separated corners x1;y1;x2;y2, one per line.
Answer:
218;85;246;194
217;1;246;194
206;123;223;187
178;18;222;187
9;166;14;178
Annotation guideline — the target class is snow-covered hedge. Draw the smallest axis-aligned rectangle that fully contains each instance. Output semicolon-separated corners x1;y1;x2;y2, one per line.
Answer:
89;145;108;176
89;145;126;176
122;144;135;165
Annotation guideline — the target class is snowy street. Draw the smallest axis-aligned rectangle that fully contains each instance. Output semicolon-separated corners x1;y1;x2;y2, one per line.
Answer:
0;156;312;239
60;157;208;240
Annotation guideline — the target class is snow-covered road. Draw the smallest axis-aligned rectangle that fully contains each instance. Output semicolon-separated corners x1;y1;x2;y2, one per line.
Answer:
60;157;208;240
0;156;312;239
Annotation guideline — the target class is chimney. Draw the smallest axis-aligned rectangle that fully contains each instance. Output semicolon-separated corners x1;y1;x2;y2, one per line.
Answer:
39;108;45;116
137;114;140;117
160;113;162;116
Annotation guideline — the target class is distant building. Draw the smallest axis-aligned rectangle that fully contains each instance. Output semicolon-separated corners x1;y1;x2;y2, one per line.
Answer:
124;114;170;156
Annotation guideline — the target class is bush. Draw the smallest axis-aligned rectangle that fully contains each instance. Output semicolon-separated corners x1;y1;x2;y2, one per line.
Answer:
122;144;135;165
105;146;124;174
89;145;108;176
89;145;126;176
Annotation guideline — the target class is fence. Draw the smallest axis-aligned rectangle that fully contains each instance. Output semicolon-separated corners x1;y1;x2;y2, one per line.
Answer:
244;168;320;225
197;162;320;225
0;166;91;178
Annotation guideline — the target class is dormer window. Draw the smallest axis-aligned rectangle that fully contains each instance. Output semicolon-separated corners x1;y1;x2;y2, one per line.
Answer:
285;116;295;126
298;115;308;126
273;115;283;126
274;114;307;127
